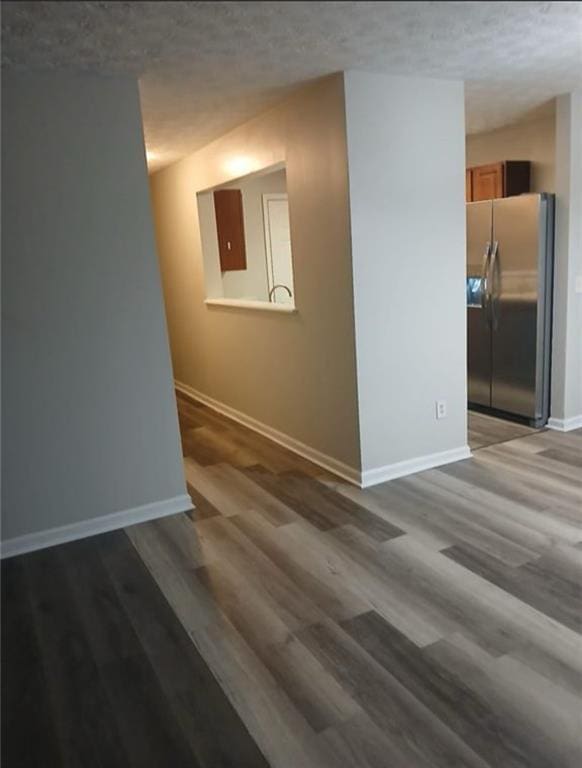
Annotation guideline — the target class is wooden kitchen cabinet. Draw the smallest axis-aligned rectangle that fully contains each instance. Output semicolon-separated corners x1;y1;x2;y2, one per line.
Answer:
471;162;504;201
213;189;247;271
466;161;530;202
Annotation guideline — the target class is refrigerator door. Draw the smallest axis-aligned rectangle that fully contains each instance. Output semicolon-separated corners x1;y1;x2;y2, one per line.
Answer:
490;195;548;420
467;200;493;407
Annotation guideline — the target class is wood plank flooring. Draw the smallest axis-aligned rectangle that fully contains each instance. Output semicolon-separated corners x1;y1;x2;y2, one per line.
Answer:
1;527;270;768
3;391;582;768
468;409;538;450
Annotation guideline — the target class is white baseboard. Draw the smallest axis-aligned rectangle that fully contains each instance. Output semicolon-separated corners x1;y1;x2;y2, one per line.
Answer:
361;446;472;488
0;494;193;560
175;380;361;485
547;415;582;432
175;381;474;490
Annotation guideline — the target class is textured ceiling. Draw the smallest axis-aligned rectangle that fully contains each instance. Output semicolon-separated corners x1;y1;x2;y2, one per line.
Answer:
2;1;581;170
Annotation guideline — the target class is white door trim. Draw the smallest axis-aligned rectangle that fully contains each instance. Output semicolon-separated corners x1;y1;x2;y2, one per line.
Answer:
262;192;290;297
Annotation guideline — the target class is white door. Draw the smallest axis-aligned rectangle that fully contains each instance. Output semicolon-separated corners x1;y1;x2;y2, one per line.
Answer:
263;194;294;304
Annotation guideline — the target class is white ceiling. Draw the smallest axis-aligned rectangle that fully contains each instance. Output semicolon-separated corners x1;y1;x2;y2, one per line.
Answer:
3;1;581;171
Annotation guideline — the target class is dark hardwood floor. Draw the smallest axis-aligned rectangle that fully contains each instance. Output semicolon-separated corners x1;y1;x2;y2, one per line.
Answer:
3;390;582;767
1;528;270;768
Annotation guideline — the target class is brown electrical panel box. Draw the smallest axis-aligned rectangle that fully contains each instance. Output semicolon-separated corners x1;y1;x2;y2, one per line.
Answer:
213;189;247;271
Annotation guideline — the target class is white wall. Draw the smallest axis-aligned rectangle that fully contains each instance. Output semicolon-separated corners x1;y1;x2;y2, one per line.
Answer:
1;72;188;547
550;90;582;428
344;71;468;479
150;75;361;474
466;113;556;193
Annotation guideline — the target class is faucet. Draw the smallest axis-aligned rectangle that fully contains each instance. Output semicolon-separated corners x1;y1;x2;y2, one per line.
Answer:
269;284;292;302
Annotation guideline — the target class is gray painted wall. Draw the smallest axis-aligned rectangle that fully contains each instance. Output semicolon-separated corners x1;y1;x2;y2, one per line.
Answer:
344;71;468;475
1;72;187;542
551;90;582;424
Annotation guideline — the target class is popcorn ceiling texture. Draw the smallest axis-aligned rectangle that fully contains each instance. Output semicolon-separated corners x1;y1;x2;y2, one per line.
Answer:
2;1;581;170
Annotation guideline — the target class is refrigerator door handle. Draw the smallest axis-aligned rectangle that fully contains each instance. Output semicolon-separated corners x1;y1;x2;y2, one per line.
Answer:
489;240;499;329
480;241;491;310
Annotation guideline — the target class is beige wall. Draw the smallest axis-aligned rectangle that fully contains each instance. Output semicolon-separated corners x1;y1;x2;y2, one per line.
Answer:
466;112;556;192
150;75;361;471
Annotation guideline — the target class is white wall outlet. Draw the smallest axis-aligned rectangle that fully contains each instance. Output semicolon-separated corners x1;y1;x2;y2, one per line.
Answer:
436;400;447;419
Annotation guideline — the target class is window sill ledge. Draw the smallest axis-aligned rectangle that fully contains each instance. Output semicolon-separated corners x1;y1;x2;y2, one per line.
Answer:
204;298;297;313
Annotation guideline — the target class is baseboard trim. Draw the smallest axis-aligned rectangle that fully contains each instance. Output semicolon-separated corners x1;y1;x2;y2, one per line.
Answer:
361;446;472;488
175;380;361;485
547;415;582;432
175;382;474;490
0;494;193;560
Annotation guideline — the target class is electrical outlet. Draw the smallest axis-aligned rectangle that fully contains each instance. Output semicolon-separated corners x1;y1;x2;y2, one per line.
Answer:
436;400;447;419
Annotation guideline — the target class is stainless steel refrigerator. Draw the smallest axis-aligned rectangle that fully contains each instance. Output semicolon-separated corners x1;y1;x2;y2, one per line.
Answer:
466;193;554;427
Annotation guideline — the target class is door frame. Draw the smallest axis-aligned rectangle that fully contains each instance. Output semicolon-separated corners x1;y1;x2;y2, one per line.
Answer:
262;193;290;296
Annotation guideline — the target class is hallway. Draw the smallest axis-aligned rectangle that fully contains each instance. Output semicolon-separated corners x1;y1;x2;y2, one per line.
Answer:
3;392;582;767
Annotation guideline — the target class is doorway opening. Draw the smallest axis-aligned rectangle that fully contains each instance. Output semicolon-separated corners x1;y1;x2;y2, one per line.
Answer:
263;193;294;305
465;194;553;450
465;110;556;452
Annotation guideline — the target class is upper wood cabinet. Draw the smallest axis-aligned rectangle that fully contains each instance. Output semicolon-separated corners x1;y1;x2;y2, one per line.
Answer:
466;161;530;202
471;162;504;201
213;189;247;271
